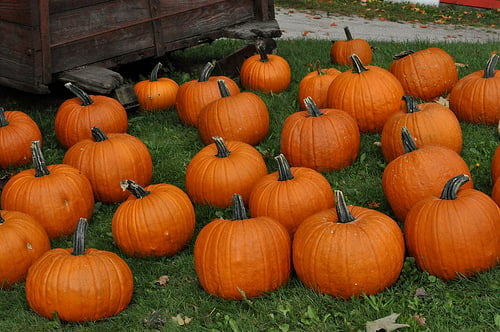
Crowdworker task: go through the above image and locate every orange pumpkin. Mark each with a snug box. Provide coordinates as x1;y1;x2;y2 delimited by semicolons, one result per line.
330;26;372;66
134;62;179;112
492;143;500;184
298;60;341;111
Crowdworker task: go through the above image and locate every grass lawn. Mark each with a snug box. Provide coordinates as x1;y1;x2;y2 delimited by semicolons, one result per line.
0;34;499;331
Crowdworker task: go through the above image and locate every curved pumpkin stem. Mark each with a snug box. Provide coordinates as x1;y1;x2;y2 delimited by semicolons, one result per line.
275;154;294;181
334;190;356;223
199;62;215;82
72;218;88;256
213;136;231;158
120;179;150;199
303;97;324;117
31;140;50;177
483;54;499;79
401;127;418;153
392;50;415;60
350;54;368;74
344;26;353;40
440;174;470;200
402;95;420;114
0;107;8;127
150;62;162;82
91;127;108;142
257;46;269;63
217;80;232;98
231;193;248;220
314;60;325;76
64;82;94;106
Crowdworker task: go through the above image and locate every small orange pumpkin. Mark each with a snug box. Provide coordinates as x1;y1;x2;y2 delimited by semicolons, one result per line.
330;26;372;66
298;60;341;111
134;62;179;112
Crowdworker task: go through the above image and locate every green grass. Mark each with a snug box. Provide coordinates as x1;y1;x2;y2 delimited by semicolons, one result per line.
275;0;500;28
1;38;500;331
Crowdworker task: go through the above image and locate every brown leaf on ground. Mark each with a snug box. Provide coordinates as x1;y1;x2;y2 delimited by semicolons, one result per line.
413;314;427;326
172;314;193;326
415;287;429;299
366;313;410;332
154;275;170;286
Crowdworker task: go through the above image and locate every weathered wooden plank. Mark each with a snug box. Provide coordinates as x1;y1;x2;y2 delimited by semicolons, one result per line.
56;66;124;94
49;0;112;14
0;0;32;26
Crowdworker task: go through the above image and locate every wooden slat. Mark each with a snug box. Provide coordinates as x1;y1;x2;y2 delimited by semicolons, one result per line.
149;0;164;57
0;0;32;26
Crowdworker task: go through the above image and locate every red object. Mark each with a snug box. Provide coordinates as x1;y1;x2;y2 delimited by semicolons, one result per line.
439;0;500;9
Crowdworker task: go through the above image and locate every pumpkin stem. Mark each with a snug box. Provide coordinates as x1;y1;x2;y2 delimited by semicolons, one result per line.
303;97;324;117
275;154;294;181
72;218;88;256
199;62;215;82
350;54;368;74
0;107;8;127
217;80;232;98
314;60;324;75
0;214;4;224
120;179;150;199
231;193;248;220
483;54;499;79
402;95;420;114
150;62;162;82
257;46;269;63
344;26;353;40
392;50;415;60
91;127;108;142
213;136;231;158
440;174;470;200
401;127;418;153
334;190;356;223
64;82;94;106
31;140;50;177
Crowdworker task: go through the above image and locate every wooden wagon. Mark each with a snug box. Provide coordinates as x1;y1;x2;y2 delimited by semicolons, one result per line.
0;0;281;94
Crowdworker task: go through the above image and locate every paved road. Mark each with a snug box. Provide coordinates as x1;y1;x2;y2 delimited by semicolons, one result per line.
274;6;499;42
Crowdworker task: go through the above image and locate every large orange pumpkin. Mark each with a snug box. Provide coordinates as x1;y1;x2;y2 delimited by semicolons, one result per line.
330;26;372;66
293;190;405;299
492;143;500;184
194;194;291;300
134;62;179;112
298;60;341;111
405;174;500;280
327;54;404;133
26;218;134;322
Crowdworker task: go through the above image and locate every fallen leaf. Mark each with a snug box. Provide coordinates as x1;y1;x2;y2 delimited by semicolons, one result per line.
455;62;468;68
331;22;337;26
366;313;410;332
154;275;170;286
379;16;386;21
414;287;429;299
172;314;193;326
373;141;382;147
303;31;314;36
144;310;167;329
368;200;381;208
419;24;427;28
413;314;426;326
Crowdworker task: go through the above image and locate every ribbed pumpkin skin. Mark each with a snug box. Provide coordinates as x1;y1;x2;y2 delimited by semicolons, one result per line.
298;65;341;111
63;132;153;203
25;247;133;322
134;77;179;112
249;166;335;236
492;179;500;207
0;110;42;169
405;185;500;280
280;105;360;172
381;99;462;162
1;164;95;239
382;145;473;222
55;95;128;149
492;144;500;184
293;205;405;299
112;183;195;257
194;215;291;300
448;56;500;125
330;40;372;66
327;58;404;133
0;210;51;289
389;48;458;101
198;91;269;146
185;140;267;208
240;53;291;93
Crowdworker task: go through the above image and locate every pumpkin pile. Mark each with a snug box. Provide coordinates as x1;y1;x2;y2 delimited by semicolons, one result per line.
0;38;499;327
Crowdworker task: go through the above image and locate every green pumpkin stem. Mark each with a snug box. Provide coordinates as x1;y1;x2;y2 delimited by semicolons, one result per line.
231;194;248;220
213;136;231;158
304;97;324;117
217;80;232;98
334;190;356;223
0;107;8;127
350;54;368;74
199;62;215;82
401;127;418;153
64;82;94;106
392;50;415;60
344;26;353;40
257;46;270;63
120;179;150;199
402;95;420;113
150;62;162;82
440;174;470;200
91;127;108;142
72;218;88;256
31;140;50;177
483;54;499;79
275;154;294;181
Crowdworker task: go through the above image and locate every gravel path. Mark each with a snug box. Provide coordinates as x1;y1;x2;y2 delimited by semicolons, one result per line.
274;6;499;42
